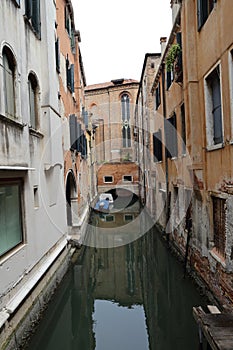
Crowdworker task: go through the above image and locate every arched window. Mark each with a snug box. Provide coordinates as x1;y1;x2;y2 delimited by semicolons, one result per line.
28;73;39;129
121;94;131;148
3;47;16;118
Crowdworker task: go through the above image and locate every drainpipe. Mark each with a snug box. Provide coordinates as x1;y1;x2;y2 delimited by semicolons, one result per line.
140;91;146;205
161;62;169;239
107;89;111;160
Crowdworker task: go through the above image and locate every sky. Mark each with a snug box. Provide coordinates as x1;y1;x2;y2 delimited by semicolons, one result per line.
72;0;172;86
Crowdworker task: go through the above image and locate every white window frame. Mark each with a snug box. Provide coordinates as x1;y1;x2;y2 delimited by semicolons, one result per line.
0;44;21;122
103;175;114;183
0;179;24;260
204;62;224;151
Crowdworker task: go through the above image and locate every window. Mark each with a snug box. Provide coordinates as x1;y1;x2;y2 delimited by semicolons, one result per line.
64;6;75;52
55;38;60;73
69;114;82;152
153;129;163;162
205;65;223;147
80;132;88;159
212;197;226;257
28;73;39;129
121;94;131;148
104;176;113;183
181;103;186;154
33;186;39;208
66;57;74;93
173;186;179;221
0;180;23;258
166;70;173;90
165;113;178;158
155;82;161;109
25;0;41;37
197;0;215;30
3;47;16;118
174;32;183;83
123;175;133;182
124;214;134;222
105;215;114;222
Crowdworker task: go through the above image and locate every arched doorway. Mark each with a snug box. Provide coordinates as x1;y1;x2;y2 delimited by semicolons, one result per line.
65;171;76;226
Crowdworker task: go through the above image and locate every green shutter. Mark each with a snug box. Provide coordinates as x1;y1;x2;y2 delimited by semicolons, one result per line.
25;0;32;19
32;0;41;37
70;64;74;93
55;38;60;72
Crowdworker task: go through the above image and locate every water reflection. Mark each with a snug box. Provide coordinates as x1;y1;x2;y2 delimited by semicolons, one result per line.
26;205;207;350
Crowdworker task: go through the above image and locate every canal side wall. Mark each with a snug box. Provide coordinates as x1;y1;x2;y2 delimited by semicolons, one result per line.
0;243;75;350
154;191;233;311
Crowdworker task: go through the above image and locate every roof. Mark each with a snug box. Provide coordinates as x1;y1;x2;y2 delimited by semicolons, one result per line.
85;79;139;92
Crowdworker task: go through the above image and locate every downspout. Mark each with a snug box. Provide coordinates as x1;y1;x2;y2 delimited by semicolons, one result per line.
141;95;147;205
161;62;170;239
107;89;111;160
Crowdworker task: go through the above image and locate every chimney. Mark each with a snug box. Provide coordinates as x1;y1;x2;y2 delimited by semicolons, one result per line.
160;37;167;55
170;0;181;24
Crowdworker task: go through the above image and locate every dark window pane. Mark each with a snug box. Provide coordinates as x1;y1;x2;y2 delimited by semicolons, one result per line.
0;183;23;257
55;38;60;72
104;176;113;183
3;49;15;118
153;129;163;162
181;103;186;154
206;66;223;145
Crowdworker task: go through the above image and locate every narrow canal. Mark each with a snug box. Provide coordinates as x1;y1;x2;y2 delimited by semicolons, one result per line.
25;201;208;350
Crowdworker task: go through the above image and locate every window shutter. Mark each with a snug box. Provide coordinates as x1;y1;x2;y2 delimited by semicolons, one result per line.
171;113;178;157
83;110;88;128
69;114;77;150
70;64;74;93
166;114;178;158
77;122;81;152
84;136;87;158
55;38;60;72
80;132;86;158
66;58;71;89
71;29;75;52
165;120;172;158
32;0;41;37
25;0;32;19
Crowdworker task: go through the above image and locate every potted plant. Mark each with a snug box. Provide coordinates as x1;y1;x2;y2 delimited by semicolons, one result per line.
165;43;181;72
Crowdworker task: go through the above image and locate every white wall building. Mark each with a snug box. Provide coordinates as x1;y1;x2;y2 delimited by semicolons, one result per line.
0;1;69;347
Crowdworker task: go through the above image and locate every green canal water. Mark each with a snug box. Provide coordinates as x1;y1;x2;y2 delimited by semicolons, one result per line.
25;207;208;350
